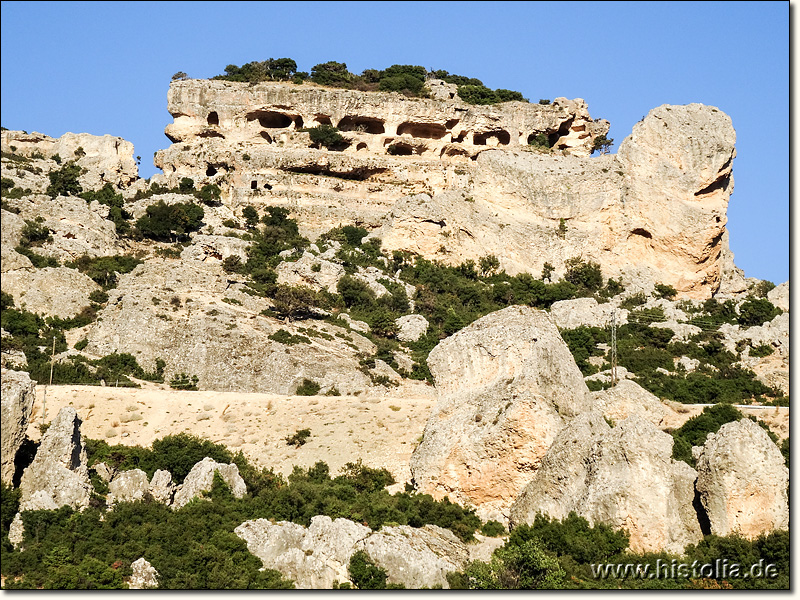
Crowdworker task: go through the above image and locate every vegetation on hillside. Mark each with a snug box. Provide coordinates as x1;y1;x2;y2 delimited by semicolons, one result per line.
211;58;527;104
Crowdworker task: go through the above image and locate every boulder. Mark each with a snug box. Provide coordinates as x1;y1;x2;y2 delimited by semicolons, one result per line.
509;413;704;554
127;558;159;589
149;469;176;504
18;407;92;512
395;314;429;342
591;379;675;427
235;515;470;589
107;469;150;508
180;234;250;264
695;419;789;538
410;305;593;520
1;368;36;484
172;457;246;509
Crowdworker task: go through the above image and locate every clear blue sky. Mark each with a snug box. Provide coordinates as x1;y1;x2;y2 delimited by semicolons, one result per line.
1;1;789;284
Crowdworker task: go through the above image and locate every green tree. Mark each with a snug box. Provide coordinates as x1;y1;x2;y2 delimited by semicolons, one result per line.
591;134;614;155
46;161;83;198
241;206;259;228
310;61;352;86
307;125;346;150
135;200;204;242
348;550;388;589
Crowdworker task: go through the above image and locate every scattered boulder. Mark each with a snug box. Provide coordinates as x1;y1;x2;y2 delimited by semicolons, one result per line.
410;306;593;520
235;515;469;589
338;312;370;334
395;314;429;342
509;413;704;554
18;407;92;512
127;558;159;589
1;368;36;484
172;457;246;509
695;419;789;538
92;462;114;483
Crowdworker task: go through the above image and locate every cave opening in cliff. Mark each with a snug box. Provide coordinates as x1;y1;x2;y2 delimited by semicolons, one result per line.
631;228;653;239
445;119;460;129
246;110;293;128
251;180;258;190
337;116;385;134
548;118;574;148
206;165;217;176
314;115;332;126
473;130;511;146
356;142;368;151
260;131;273;143
207;111;219;126
397;122;448;140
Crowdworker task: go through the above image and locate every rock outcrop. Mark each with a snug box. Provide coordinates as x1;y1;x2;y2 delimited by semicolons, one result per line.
591;379;676;428
695;419;789;538
410;305;592;520
18;407;92;512
82;259;375;394
550;297;627;329
1;130;139;189
127;558;159;589
1;267;101;319
106;469;151;508
276;251;345;293
767;280;789;312
171;457;247;509
509;412;703;554
1;368;36;484
395;314;429;342
235;515;468;589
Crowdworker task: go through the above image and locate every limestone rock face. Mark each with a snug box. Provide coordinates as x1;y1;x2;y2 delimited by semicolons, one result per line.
179;234;250;264
509;413;703;554
550;297;627;329
172;457;246;509
1;368;36;484
1;267;101;319
235;515;469;589
591;379;675;427
276;251;345;293
82;259;374;394
161;80;607;158
149;470;176;504
767;280;789;312
410;305;592;520
395;314;429;342
1;130;138;189
128;558;159;589
18;407;92;512
695;419;789;538
107;469;150;508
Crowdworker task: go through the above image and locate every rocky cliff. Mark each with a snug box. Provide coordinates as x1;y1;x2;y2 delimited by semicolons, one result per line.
153;79;740;297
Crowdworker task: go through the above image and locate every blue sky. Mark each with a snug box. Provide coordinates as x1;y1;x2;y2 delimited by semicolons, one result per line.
0;1;789;284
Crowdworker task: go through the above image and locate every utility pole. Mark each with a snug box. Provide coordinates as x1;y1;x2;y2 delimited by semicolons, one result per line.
42;336;56;425
610;309;618;387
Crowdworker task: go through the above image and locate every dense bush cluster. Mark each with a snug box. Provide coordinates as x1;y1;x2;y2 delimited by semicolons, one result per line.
446;511;788;590
212;59;526;103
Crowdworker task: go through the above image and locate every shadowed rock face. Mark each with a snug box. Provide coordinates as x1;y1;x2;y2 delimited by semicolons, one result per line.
18;406;92;512
1;368;36;484
509;412;704;554
410;305;592;521
695;419;789;538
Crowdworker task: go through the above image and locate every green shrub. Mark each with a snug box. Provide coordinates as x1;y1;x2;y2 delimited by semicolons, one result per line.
197;183;222;205
310;61;352;86
295;378;321;396
169;372;199;390
66;255;142;289
348;550;389;589
737;298;780;327
74;339;88;351
135;200;204;242
46;161;83;198
307;124;346;150
285;428;312;448
268;329;310;345
480;520;506;537
564;257;603;292
88;290;108;304
654;283;677;300
670;404;744;464
749;343;774;357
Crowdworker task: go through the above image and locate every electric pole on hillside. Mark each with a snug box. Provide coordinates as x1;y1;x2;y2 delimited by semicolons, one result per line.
610;309;618;387
42;336;56;426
